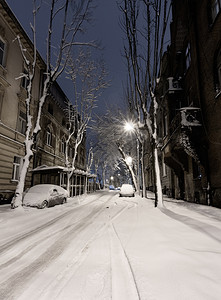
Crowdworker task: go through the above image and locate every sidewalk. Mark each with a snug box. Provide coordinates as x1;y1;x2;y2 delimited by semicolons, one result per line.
112;193;221;299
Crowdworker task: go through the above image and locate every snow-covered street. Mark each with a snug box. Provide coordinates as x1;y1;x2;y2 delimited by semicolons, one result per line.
0;190;221;300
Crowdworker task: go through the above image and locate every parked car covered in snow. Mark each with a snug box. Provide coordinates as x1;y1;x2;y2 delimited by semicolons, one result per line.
119;184;135;197
23;184;68;209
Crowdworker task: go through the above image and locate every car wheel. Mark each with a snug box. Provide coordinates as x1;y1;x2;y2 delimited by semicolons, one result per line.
41;200;48;209
62;198;67;204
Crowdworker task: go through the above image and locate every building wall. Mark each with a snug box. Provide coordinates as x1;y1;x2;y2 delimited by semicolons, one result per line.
0;1;87;200
155;0;221;206
0;1;42;197
194;0;221;207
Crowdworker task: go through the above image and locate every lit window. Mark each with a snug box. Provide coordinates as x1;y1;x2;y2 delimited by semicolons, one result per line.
185;43;191;70
18;111;27;135
46;127;52;146
211;0;221;22
12;156;22;181
0;38;5;66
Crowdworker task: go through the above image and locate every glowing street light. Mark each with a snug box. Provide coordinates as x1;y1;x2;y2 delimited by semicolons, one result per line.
125;156;133;165
124;121;135;132
124;120;140;195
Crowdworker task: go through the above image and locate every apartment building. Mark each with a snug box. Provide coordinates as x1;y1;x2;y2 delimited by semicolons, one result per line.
156;0;221;207
0;0;92;201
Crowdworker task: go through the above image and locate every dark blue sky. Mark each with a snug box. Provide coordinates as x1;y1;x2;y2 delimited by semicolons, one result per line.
6;0;127;114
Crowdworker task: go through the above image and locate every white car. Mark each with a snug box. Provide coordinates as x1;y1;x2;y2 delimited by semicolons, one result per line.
23;184;68;209
119;184;135;197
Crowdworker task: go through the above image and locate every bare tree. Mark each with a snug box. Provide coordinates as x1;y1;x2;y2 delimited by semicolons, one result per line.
94;109;138;190
84;146;94;193
119;0;170;207
64;49;108;196
11;0;95;208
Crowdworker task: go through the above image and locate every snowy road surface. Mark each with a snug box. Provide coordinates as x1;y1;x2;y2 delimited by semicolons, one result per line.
0;190;221;299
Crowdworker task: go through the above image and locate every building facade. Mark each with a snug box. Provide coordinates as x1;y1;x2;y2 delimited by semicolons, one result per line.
0;0;94;202
155;0;221;207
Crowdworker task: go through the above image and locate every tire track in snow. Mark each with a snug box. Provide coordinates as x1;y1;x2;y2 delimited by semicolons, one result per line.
31;200;130;299
0;192;110;254
21;197;130;300
109;221;141;300
0;202;105;270
0;194;114;300
106;199;141;300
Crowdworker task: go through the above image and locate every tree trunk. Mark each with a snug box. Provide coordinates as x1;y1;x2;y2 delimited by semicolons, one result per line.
136;138;140;195
85;176;88;194
141;141;146;198
66;171;72;198
11;140;34;208
154;146;163;207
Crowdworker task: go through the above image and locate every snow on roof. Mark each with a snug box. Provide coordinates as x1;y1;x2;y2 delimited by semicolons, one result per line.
179;107;200;111
32;165;64;172
32;165;96;177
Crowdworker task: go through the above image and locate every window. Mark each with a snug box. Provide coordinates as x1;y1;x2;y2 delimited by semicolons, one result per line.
12;156;22;181
48;103;53;115
21;69;30;90
61;137;66;153
69;146;73;158
18;111;27;135
211;0;221;22
162;114;168;137
185;43;191;70
62;118;66;127
46;127;52;146
80;149;85;165
162;154;167;177
215;48;221;93
0;38;5;66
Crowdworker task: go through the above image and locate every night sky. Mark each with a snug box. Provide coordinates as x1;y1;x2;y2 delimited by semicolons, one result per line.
5;0;127;114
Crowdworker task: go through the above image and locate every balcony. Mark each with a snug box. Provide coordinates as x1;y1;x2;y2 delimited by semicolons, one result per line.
169;107;201;136
162;108;201;171
180;107;202;128
167;77;182;93
162;107;202;151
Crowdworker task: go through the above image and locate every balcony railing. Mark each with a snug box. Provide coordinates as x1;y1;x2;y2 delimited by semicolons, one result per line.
168;107;201;138
180;107;202;128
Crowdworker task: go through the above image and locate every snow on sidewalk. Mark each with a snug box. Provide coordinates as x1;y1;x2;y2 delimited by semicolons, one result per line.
112;193;221;300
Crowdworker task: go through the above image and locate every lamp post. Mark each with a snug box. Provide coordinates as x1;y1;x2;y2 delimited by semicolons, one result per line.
124;122;140;195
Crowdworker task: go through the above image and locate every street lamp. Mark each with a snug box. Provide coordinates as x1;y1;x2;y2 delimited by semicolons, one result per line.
124;120;140;195
125;156;133;165
124;121;135;132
